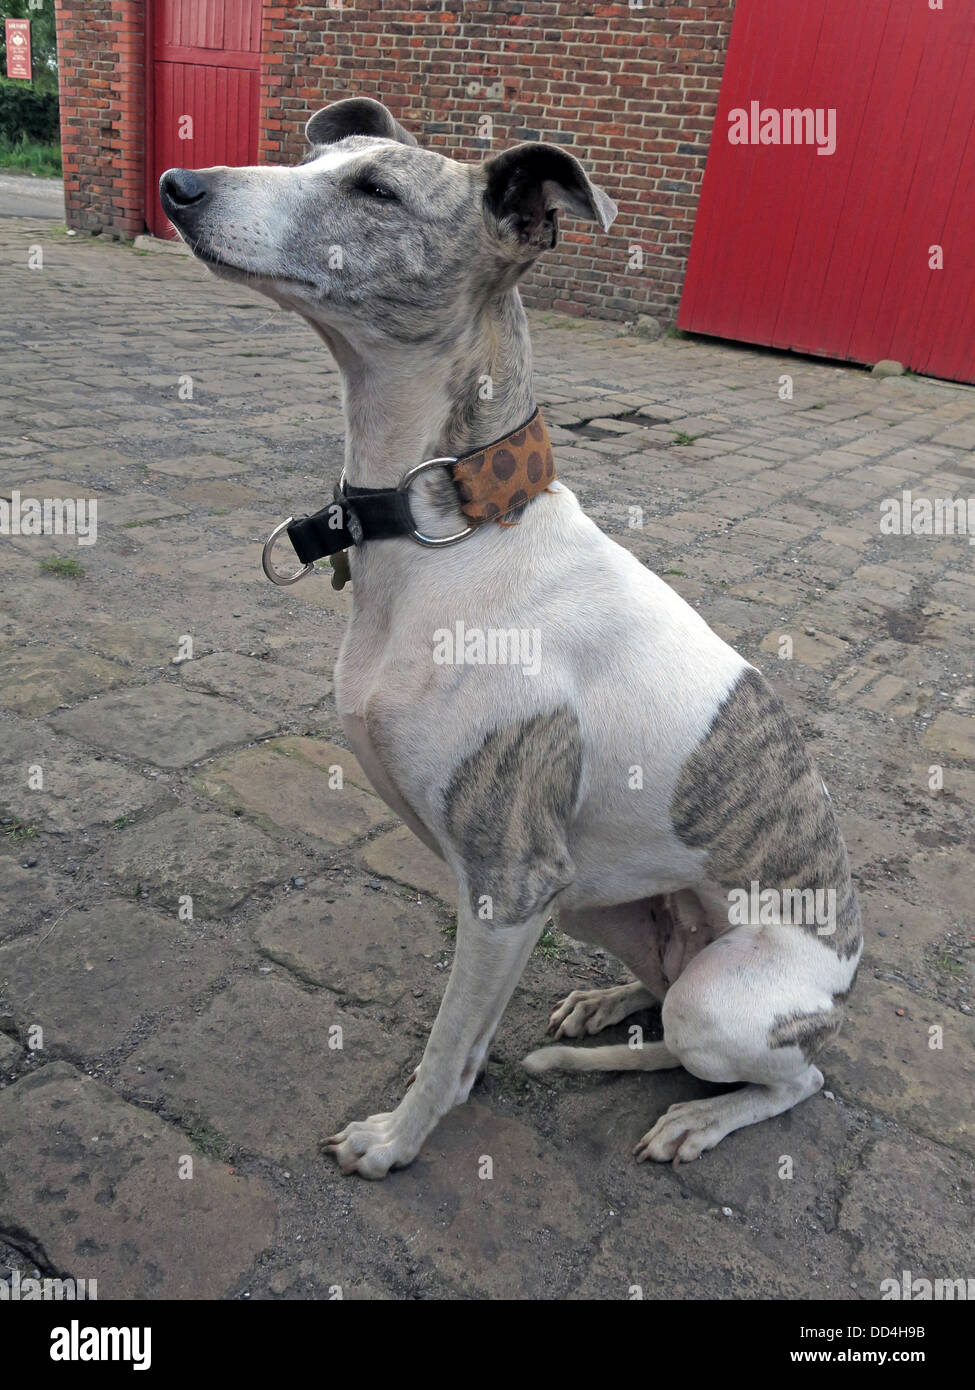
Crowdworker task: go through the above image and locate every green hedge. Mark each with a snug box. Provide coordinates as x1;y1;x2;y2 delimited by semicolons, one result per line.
0;76;59;143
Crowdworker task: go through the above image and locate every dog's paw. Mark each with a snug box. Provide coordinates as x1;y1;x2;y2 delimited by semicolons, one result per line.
547;986;628;1039
322;1111;420;1179
634;1098;728;1165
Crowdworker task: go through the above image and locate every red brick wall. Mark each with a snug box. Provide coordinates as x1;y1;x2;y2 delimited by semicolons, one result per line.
261;1;735;323
54;0;145;238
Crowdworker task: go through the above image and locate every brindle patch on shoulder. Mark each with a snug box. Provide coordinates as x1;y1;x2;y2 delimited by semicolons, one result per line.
443;708;582;922
670;667;861;960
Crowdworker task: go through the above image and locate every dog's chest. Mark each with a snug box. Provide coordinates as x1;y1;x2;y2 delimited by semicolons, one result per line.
341;708;443;853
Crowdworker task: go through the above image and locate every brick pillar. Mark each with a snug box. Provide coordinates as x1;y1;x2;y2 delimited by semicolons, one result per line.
54;0;146;238
258;4;287;164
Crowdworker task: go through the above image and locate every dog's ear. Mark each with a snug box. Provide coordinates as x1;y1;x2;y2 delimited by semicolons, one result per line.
305;97;417;148
482;143;616;257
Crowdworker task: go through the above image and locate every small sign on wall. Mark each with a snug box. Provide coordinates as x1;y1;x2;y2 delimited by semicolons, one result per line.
5;19;32;81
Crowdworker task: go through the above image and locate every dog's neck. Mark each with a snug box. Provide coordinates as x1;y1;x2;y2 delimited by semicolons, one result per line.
311;289;535;489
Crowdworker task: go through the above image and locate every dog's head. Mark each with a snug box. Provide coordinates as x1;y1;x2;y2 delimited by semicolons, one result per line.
159;97;616;350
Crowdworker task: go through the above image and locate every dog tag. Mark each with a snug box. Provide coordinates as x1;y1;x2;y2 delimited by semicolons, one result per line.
330;549;351;590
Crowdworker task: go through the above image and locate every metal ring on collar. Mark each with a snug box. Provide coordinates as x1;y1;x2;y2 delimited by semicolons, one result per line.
397;456;475;547
261;517;315;586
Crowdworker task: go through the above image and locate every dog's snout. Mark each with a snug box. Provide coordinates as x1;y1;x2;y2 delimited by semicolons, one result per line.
159;168;210;220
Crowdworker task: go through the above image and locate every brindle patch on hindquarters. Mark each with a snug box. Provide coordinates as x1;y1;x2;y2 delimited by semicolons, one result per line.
669;666;861;960
769;1007;843;1061
443;708;582;922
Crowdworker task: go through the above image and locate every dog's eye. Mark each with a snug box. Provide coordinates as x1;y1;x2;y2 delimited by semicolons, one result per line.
357;180;398;202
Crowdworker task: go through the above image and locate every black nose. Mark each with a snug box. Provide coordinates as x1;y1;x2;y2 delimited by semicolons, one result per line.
159;169;209;216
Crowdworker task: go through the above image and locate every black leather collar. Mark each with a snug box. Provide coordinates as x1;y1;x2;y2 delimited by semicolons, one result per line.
287;479;415;566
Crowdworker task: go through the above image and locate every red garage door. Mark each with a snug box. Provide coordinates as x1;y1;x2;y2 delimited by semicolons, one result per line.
146;0;262;238
678;0;975;384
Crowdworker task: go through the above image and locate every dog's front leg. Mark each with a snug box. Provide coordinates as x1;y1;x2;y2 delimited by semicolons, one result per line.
324;708;583;1179
325;900;546;1179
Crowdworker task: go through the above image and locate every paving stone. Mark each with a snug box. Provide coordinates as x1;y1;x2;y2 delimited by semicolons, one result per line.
0;855;60;942
254;878;445;1004
148;453;253;478
921;712;975;761
0;1063;275;1297
173;479;262;508
355;1098;601;1298
899;836;972;922
362;824;457;904
196;505;272;544
0;644;131;715
828;978;975;1157
196;739;391;847
75;614;182;667
839;1133;975;1292
179;652;331;719
132;537;261;584
4;476;100;503
574;1199;810;1299
0;717;164;832
100;805;302;915
100;492;190;526
858;895;963;982
854;562;916;596
52;683;274;767
0;1029;21;1067
759;628;850;668
178;549;266;584
121;974;403;1163
0;899;233;1056
732;576;808;608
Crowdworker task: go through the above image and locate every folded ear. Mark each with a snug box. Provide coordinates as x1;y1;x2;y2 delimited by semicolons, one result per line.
305;97;417;148
482;143;616;256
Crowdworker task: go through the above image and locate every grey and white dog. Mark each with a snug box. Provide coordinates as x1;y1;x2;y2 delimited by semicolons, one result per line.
160;98;861;1178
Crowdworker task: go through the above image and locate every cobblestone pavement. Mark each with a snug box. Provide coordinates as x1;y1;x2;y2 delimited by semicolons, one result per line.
1;217;972;1300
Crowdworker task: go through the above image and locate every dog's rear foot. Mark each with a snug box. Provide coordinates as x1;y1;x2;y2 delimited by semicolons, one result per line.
634;1070;824;1164
547;980;655;1038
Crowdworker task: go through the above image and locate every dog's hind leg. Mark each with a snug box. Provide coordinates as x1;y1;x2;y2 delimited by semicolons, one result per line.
635;921;848;1164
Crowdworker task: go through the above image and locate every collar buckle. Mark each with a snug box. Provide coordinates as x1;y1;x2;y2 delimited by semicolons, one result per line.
397;455;476;547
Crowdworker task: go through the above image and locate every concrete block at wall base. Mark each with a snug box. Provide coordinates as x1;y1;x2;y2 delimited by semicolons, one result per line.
133;234;190;256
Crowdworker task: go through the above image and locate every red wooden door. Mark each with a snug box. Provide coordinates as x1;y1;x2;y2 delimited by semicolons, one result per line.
146;0;262;238
678;0;975;385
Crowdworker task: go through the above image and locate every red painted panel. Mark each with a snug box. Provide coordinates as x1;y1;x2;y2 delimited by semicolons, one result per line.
146;0;261;239
679;0;975;385
154;0;261;53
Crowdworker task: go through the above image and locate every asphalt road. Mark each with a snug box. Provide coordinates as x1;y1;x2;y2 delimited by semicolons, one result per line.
0;171;64;219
